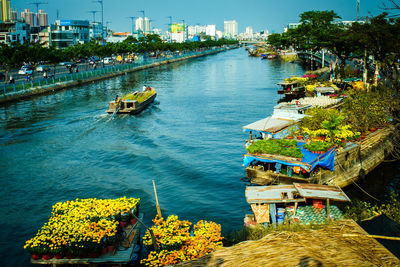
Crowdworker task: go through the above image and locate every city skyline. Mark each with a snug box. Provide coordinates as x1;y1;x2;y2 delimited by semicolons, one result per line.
11;0;383;33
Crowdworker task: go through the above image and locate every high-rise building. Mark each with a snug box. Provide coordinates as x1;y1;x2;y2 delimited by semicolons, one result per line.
135;17;143;32
38;9;48;26
0;0;11;22
206;25;216;37
50;20;90;48
21;9;35;27
245;26;253;35
135;17;151;33
144;17;151;32
224;20;238;39
10;8;17;21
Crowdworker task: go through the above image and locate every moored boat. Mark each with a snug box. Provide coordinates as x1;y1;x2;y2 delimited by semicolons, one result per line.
244;125;396;188
106;88;157;115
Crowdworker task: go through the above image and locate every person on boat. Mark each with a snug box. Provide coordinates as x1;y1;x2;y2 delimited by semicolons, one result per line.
146;86;152;91
115;95;119;103
43;72;47;79
142;85;147;91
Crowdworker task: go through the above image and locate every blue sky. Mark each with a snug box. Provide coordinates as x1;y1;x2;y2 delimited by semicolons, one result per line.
13;0;385;33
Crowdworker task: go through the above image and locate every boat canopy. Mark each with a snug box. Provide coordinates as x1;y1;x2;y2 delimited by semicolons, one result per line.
243;116;296;134
245;183;350;204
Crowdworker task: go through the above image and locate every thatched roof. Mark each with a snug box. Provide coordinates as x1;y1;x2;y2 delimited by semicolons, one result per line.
177;220;399;266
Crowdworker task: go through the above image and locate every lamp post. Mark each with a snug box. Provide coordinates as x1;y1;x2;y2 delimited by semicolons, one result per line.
93;0;104;45
127;16;136;36
87;10;99;41
167;16;172;42
28;1;48;42
106;21;111;38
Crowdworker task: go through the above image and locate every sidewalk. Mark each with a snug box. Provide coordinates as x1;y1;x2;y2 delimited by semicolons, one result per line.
0;46;238;104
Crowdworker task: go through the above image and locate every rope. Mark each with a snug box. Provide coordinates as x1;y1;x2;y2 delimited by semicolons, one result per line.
335;155;380;201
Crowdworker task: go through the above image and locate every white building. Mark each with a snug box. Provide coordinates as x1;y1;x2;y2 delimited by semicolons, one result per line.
224;20;238;39
135;17;151;33
205;24;216;37
245;26;253;35
216;30;223;40
188;25;206;36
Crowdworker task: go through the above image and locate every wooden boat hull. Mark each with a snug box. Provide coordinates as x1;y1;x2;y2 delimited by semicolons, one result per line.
106;93;157;115
245;126;395;188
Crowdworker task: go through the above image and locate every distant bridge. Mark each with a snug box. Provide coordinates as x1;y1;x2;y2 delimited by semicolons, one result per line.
239;41;266;45
297;51;338;69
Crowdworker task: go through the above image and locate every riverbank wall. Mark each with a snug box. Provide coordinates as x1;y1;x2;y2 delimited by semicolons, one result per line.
0;45;238;104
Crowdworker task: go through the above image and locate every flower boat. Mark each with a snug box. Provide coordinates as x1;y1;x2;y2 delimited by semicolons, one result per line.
25;197;143;265
244;125;396;188
106;87;157;115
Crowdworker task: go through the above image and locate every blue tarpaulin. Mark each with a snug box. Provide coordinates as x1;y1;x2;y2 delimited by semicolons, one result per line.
243;142;336;172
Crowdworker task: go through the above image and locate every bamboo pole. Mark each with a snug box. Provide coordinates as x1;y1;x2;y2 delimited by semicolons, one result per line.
342;234;400;241
153;180;162;218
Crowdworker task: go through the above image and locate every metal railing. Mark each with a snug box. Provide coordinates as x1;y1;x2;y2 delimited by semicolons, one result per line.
2;46;232;95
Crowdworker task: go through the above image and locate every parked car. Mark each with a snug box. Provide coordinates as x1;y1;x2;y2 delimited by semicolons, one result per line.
103;57;114;65
59;62;71;66
36;65;51;72
18;65;33;75
88;57;99;65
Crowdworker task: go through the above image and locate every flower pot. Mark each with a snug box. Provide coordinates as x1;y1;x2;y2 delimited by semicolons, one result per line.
297;136;303;140
120;221;127;228
130;218;137;225
101;247;109;255
88;252;100;258
78;253;87;258
369;128;377;133
54;254;63;259
65;253;74;259
107;245;115;253
42;254;53;260
31;254;41;260
287;136;293;139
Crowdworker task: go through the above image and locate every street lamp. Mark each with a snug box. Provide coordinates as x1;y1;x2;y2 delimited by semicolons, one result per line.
166;16;172;42
87;10;99;40
127;16;136;36
28;1;48;42
106;21;111;38
92;0;104;45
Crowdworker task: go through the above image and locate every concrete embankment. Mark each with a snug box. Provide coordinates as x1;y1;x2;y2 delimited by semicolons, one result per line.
0;46;237;104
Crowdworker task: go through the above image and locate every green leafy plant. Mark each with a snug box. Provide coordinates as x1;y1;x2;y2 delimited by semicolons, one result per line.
303;141;334;152
246;139;303;158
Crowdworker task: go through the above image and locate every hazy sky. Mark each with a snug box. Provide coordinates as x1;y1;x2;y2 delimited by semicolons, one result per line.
13;0;386;33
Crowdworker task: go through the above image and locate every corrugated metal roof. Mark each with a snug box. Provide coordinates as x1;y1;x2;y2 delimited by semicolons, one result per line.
245;185;305;204
293;183;350;202
245;183;351;204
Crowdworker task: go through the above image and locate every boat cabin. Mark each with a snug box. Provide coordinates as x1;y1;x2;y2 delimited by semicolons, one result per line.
277;80;305;96
244;183;350;226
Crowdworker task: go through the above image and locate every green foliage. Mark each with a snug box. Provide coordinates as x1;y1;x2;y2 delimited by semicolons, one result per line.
342;90;391;132
246;139;303;158
303;141;334;152
300;107;343;132
343;192;400;223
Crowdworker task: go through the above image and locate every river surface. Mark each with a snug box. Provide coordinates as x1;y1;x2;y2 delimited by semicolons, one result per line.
0;48;398;266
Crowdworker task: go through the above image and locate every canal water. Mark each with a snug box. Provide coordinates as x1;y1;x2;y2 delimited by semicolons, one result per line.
0;48;398;266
